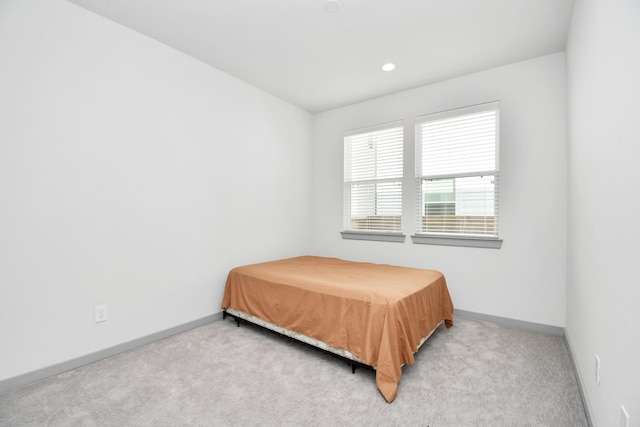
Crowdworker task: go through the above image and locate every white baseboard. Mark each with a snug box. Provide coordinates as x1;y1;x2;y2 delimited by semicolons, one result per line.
453;309;565;336
0;312;222;395
563;330;595;427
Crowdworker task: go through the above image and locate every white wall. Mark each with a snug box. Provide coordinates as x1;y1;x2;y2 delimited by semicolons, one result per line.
0;0;312;382
311;53;568;327
566;0;640;425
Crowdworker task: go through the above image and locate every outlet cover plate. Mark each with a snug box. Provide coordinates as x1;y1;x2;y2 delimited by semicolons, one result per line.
95;305;107;323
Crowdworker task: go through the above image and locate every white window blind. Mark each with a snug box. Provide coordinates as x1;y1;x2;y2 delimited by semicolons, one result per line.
415;102;499;238
344;121;403;233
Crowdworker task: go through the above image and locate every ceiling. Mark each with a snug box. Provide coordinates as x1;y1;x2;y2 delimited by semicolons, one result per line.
66;0;576;113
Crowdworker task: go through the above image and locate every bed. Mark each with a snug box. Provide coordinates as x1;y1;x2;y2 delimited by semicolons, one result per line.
220;256;454;403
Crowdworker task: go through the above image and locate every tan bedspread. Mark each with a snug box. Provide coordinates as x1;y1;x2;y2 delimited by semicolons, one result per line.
221;256;454;403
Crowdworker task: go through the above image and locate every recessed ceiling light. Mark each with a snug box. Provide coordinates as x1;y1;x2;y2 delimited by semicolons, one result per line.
382;63;396;72
324;0;341;13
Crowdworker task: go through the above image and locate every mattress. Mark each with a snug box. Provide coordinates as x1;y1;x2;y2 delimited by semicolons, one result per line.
221;256;454;403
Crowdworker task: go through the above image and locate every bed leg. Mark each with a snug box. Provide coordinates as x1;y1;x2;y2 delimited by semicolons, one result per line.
351;364;357;374
223;310;227;320
235;319;240;327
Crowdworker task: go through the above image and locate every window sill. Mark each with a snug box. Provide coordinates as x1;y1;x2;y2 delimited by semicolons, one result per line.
340;231;406;243
411;234;502;249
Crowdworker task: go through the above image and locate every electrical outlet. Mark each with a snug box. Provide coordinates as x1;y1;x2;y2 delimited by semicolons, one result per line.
595;355;600;385
95;304;107;323
621;405;629;427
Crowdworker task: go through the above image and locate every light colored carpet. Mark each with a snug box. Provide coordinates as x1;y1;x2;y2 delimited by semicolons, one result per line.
0;317;588;426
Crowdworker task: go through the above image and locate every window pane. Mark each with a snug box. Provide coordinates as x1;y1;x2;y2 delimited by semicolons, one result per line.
349;182;402;232
419;175;496;236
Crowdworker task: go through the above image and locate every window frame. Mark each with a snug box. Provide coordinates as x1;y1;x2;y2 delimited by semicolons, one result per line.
412;102;503;249
341;120;406;243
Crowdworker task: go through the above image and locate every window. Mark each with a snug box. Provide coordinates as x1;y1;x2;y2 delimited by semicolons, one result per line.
342;121;404;241
414;102;501;248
